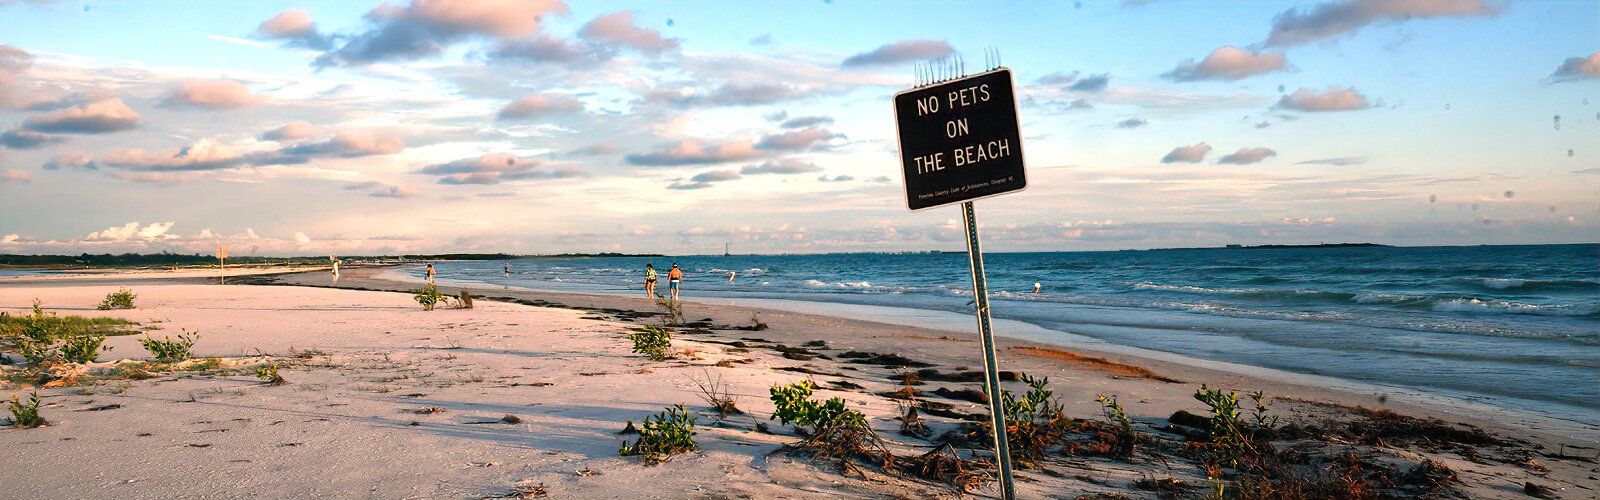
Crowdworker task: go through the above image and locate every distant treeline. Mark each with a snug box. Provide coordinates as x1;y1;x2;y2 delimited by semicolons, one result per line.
0;252;664;267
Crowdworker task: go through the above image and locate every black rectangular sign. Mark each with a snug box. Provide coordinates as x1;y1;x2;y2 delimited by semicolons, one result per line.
893;68;1026;211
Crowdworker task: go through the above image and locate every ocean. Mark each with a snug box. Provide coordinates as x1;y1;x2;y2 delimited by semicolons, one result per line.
401;244;1599;429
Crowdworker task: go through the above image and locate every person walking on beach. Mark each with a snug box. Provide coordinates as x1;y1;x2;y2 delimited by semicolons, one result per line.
426;262;436;284
668;263;684;302
644;263;659;298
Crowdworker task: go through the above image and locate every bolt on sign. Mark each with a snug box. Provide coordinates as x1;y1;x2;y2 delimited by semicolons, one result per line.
893;67;1026;211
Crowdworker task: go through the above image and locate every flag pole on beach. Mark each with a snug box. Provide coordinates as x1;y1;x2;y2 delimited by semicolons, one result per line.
893;48;1026;499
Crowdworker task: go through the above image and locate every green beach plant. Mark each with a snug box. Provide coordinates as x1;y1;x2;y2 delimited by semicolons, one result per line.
1096;393;1137;458
1000;373;1069;467
618;404;698;462
96;287;137;310
255;363;285;385
413;283;444;311
141;330;199;362
768;380;891;469
1193;384;1270;470
627;325;673;361
9;390;45;428
57;333;108;364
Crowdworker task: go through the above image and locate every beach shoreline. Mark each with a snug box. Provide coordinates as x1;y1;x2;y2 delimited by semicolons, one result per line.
0;267;1593;498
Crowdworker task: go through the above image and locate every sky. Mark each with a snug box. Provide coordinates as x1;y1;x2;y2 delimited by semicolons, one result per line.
0;0;1596;256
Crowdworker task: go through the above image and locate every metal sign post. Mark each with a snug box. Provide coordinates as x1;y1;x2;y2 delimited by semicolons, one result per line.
961;200;1016;499
892;52;1025;500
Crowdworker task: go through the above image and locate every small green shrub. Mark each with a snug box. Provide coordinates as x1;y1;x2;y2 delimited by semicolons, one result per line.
255;363;285;385
141;330;199;362
769;380;891;468
1193;384;1275;471
1002;373;1069;467
413;283;444;311
627;326;673;361
96;287;137;310
618;404;698;462
1096;393;1137;458
8;390;45;428
57;334;108;364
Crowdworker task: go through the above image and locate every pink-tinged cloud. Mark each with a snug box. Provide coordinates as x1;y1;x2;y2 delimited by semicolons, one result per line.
315;0;568;67
41;151;95;170
625;139;764;166
755;128;842;151
1;169;31;183
370;185;419;198
578;11;678;55
669;169;742;190
21;98;141;134
497;94;583;119
1218;147;1278;165
842;40;953;67
416;153;585;185
1265;0;1494;47
1161;142;1212;163
1164;46;1288;81
1547;51;1599;84
1276;86;1370;112
0;128;65;149
0;44;30;105
101;137;245;171
568;143;617;156
741;159;822;175
262;121;318;141
258;9;332;49
281;130;405;157
161;80;265;109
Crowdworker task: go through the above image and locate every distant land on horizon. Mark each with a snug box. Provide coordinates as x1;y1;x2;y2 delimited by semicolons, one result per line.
6;242;1599;268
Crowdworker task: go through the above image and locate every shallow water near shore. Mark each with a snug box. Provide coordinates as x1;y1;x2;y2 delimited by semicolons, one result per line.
396;243;1600;432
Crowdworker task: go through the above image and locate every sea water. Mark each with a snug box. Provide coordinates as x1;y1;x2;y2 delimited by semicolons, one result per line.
405;244;1599;430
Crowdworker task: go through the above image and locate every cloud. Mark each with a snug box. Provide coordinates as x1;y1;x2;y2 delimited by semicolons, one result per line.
1217;147;1278;165
741;159;821;175
85;222;176;241
101;137;246;171
841;40;952;66
497;94;583;119
1276;86;1370;112
1299;156;1367;166
262;121;318;141
625;139;763;166
1163;46;1288;81
0;44;31;107
370;185;419;198
669;169;741;190
755;128;842;151
1115;118;1147;129
647;82;819;108
256;9;333;49
1264;0;1494;47
1036;72;1111;92
490;35;606;65
1;169;30;183
416;153;585;184
294;231;311;244
1571;168;1600;176
749;33;772;45
1547;51;1599;84
780;116;833;129
0;128;64;149
817;174;855;182
569;143;617;156
20;98;141;134
160;80;265;109
1161;142;1212;163
577;11;678;55
314;0;569;67
41;151;95;170
281;130;405;157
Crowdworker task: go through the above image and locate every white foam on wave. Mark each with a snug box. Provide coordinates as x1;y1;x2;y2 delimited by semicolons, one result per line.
1432;298;1598;317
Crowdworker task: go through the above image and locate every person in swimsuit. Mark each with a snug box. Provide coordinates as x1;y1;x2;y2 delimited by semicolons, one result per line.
644;263;658;298
504;262;511;277
426;262;436;284
668;263;684;302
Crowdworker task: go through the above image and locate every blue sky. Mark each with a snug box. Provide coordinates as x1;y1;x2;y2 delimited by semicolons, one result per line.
0;0;1595;255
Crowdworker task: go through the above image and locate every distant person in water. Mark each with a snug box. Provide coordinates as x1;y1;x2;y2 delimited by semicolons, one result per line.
644;263;659;298
668;263;684;301
426;262;436;284
504;262;511;277
331;257;341;282
728;270;737;283
1033;282;1041;294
